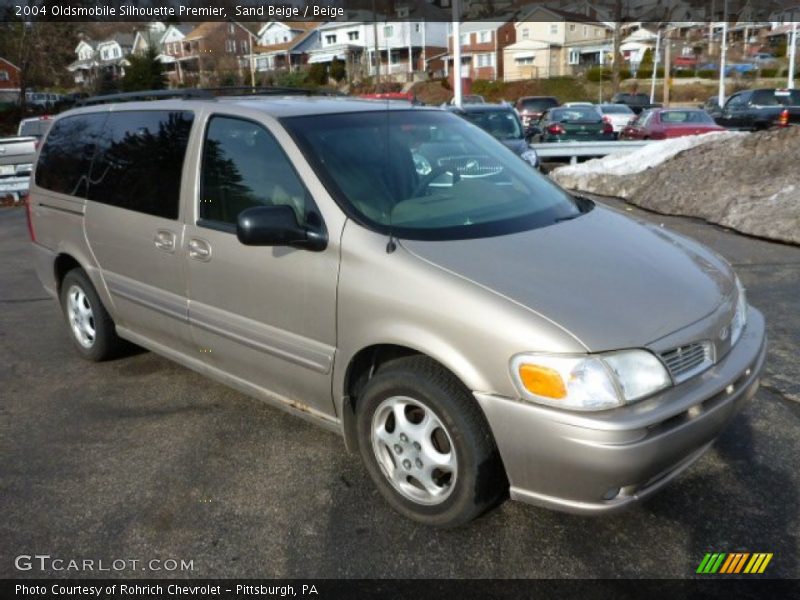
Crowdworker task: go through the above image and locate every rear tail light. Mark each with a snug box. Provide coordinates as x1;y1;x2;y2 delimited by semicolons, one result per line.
778;109;789;127
602;120;614;134
24;194;36;243
547;124;565;135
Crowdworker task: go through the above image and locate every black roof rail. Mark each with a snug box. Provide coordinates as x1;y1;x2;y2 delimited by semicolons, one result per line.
76;86;344;107
77;89;211;106
206;86;344;98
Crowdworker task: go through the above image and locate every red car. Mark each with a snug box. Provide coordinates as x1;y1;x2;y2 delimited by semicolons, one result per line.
620;108;725;140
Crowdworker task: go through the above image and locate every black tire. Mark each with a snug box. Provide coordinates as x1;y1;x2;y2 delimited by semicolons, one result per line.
355;356;507;527
59;268;126;361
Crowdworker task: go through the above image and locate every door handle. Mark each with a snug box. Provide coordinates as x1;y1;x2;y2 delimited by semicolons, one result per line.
154;230;176;253
188;238;212;262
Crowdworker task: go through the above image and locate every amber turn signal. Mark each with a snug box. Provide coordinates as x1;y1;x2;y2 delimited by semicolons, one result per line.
518;364;568;399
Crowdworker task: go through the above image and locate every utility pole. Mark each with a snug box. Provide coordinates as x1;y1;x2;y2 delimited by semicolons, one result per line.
789;22;797;90
718;0;728;107
650;27;661;103
663;28;671;106
452;0;462;107
372;0;380;84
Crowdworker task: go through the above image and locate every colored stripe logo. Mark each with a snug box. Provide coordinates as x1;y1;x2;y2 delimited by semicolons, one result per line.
696;553;773;574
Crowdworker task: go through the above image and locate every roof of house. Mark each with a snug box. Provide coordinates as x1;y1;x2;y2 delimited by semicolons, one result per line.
0;57;20;70
254;26;320;55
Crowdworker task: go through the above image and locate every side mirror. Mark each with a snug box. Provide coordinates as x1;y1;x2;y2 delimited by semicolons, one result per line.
236;205;327;251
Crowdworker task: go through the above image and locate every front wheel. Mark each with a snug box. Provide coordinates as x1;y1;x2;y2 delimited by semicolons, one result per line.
356;356;506;527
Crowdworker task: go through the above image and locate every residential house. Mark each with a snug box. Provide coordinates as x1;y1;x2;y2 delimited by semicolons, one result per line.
67;33;133;87
444;21;517;81
619;27;658;67
0;57;21;89
253;22;321;73
503;7;612;81
134;23;195;84
307;21;448;82
163;21;256;85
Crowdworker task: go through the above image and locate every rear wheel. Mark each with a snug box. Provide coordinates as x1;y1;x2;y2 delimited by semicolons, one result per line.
356;356;506;527
60;268;126;361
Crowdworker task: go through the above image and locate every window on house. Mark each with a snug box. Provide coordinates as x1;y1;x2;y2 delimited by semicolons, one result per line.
476;53;495;68
522;28;529;39
325;34;336;45
241;40;249;54
0;71;8;81
229;24;235;34
568;50;580;65
515;56;534;65
384;25;394;37
583;25;589;37
459;33;468;45
415;24;421;32
550;24;558;35
390;51;399;64
348;31;359;41
478;30;490;43
569;24;576;32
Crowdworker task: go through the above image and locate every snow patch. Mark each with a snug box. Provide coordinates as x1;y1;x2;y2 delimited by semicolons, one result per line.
552;131;744;178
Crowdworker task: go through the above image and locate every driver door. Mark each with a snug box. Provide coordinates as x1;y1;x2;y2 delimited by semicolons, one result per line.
184;114;342;419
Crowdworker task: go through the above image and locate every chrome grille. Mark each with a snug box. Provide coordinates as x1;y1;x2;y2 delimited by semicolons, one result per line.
660;342;713;383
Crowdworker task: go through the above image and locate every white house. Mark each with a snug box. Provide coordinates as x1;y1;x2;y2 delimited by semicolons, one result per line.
68;33;133;86
307;21;448;80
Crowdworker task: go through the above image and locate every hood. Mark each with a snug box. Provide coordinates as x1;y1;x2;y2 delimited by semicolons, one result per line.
501;139;529;155
401;205;735;351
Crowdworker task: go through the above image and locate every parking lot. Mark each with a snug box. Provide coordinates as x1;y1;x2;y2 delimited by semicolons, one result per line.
1;198;798;579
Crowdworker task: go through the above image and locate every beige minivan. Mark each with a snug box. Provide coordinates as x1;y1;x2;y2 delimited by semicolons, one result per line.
28;95;766;527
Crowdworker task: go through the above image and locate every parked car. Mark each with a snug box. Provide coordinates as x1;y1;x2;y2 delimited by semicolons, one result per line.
515;95;559;127
620;108;725;140
596;104;636;137
26;92;61;111
17;115;54;141
28;95;766;527
714;88;800;131
610;92;661;115
529;106;615;142
0;135;36;200
448;103;539;168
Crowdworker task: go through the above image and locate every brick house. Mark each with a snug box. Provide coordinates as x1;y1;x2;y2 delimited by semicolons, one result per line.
445;21;517;81
164;21;256;85
0;57;21;89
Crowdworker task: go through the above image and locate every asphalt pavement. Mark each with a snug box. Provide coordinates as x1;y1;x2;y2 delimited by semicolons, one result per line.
1;200;798;579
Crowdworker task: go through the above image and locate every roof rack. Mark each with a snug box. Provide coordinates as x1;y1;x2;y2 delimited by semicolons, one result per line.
76;86;343;107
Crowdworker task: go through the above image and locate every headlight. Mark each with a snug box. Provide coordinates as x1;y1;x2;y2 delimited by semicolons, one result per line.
511;350;671;411
520;149;539;168
731;275;747;346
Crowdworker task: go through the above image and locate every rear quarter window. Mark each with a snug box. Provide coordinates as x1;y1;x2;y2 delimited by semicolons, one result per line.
35;113;107;197
87;110;194;220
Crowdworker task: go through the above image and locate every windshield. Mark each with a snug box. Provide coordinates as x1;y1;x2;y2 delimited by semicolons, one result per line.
550;107;601;122
752;89;800;106
660;110;715;124
283;110;587;241
520;98;557;111
460;109;523;140
600;105;633;114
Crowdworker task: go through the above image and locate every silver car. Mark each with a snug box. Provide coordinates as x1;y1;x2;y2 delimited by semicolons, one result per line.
28;96;766;527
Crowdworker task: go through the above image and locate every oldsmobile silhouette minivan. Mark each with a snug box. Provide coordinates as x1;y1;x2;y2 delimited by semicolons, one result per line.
28;95;766;527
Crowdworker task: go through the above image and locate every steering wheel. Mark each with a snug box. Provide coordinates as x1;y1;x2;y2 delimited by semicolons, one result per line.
413;167;461;197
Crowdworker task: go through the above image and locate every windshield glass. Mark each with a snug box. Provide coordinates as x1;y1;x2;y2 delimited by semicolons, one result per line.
752;89;800;106
600;105;633;114
460;109;523;140
520;98;557;111
283;110;587;240
660;110;715;124
551;107;601;122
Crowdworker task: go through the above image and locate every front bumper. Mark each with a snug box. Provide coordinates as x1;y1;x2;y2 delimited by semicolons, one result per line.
475;307;767;514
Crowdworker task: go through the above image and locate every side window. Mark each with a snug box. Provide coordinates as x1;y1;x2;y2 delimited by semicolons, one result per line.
725;94;744;109
199;116;311;227
87;110;194;219
35;113;107;197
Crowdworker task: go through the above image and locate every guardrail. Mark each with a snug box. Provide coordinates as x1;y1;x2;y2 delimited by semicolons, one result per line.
530;140;653;164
